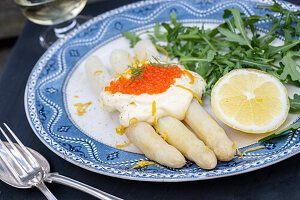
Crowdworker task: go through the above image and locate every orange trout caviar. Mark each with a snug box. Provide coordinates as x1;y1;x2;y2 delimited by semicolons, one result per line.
105;64;184;95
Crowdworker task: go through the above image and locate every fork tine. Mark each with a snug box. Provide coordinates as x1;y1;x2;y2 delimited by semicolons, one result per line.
0;141;22;182
0;136;27;179
0;125;34;172
3;123;40;168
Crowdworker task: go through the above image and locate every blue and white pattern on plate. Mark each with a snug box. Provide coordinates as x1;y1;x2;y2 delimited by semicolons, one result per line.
25;0;300;181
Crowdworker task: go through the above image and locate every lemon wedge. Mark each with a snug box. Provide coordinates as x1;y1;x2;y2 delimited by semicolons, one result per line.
211;69;289;134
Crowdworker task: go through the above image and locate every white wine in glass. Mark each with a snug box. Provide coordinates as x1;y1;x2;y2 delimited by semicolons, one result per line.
14;0;89;48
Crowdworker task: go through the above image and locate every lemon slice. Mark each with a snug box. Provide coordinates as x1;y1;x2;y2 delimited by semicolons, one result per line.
211;69;289;134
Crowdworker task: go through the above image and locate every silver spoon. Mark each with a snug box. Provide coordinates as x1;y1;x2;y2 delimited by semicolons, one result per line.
0;142;122;200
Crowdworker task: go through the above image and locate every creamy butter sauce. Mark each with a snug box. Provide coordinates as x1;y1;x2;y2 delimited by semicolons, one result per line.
101;65;206;127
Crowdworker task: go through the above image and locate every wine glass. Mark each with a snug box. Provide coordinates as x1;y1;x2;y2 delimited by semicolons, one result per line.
14;0;89;48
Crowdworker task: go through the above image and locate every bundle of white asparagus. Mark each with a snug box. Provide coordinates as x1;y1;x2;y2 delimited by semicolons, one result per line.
85;39;235;169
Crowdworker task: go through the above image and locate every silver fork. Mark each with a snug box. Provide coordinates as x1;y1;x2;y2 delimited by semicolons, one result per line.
0;123;57;200
0;123;122;200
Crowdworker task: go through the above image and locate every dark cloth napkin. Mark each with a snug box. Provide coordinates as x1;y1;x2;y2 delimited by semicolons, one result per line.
0;0;299;199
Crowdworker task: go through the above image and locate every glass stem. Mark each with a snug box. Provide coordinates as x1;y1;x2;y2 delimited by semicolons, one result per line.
39;15;90;48
53;19;78;38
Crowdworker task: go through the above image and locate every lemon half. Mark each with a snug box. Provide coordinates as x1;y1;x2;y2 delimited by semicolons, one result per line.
211;69;289;134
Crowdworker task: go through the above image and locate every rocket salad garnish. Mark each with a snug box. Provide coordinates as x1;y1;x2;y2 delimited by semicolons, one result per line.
123;0;300;112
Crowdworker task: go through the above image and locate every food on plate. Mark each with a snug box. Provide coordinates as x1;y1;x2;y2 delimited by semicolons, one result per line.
259;121;300;142
110;49;131;74
158;116;217;169
130;160;157;169
77;0;300;173
125;122;186;168
123;5;300;111
211;69;289;134
85;39;236;169
122;3;300;143
85;56;111;96
134;39;159;62
184;100;235;161
101;58;206;127
74;102;92;116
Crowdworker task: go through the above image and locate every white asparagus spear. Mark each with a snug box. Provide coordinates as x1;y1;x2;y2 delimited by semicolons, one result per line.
134;39;159;62
184;100;235;161
125;122;186;168
110;49;132;74
85;56;185;168
158;116;217;169
85;56;111;97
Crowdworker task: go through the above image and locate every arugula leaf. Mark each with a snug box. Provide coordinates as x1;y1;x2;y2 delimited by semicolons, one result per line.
180;50;216;63
170;11;178;26
293;10;300;15
257;23;280;42
296;22;300;37
229;58;271;71
227;9;253;49
259;121;300;142
279;51;300;81
122;32;141;47
226;19;235;32
223;9;232;19
268;40;300;57
257;0;286;13
154;22;167;41
217;27;249;46
258;35;277;50
289;94;300;112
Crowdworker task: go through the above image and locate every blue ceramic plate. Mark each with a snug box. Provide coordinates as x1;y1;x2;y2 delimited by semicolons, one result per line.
25;0;300;181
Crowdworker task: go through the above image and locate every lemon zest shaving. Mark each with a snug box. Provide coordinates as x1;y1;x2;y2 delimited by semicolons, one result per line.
129;117;138;127
183;69;195;84
119;67;132;79
141;58;147;65
116;141;132;148
154;116;158;133
140;53;148;65
236;148;243;158
74;102;92;116
232;142;237;150
131;160;156;169
74;95;79;98
152;101;156;116
116;124;125;135
206;146;210;151
159;131;168;141
232;142;265;159
134;54;139;64
128;54;135;65
185;110;189;116
232;142;243;158
94;70;103;75
154;45;169;62
241;146;265;158
143;52;148;63
152;101;159;133
176;85;203;105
